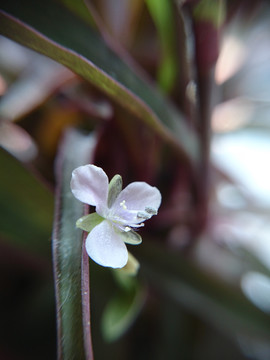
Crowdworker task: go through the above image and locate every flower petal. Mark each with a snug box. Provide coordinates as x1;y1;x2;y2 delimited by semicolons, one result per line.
112;182;162;225
85;220;128;268
70;164;108;211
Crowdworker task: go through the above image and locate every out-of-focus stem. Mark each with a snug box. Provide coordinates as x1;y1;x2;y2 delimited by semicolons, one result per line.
182;0;225;232
195;69;214;229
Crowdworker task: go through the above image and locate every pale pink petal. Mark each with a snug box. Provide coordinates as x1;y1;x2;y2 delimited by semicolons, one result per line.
70;164;108;210
111;182;161;225
85;220;128;268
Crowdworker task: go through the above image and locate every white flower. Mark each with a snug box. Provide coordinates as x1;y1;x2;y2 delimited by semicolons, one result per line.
70;164;162;269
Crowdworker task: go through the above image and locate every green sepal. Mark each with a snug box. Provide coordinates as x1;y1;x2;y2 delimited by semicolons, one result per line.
76;212;104;232
107;174;122;208
120;230;142;245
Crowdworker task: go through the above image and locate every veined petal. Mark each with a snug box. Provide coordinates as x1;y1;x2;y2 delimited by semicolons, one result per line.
85;220;128;268
70;164;108;210
112;182;162;225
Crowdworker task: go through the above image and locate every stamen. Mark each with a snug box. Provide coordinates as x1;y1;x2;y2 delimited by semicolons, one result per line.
120;200;127;210
145;206;157;215
124;226;131;232
137;211;151;220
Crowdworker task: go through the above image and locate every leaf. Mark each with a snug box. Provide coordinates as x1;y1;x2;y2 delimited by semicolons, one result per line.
146;0;178;92
100;257;144;342
59;0;95;26
101;282;145;342
52;129;96;359
0;0;198;164
0;147;53;256
135;242;270;340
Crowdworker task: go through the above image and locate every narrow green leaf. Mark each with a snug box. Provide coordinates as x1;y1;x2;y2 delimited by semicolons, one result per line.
146;0;178;92
0;147;53;256
59;0;95;26
52;129;95;359
0;0;199;164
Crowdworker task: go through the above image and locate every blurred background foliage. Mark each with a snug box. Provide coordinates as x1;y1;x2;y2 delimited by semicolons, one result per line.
1;0;270;359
